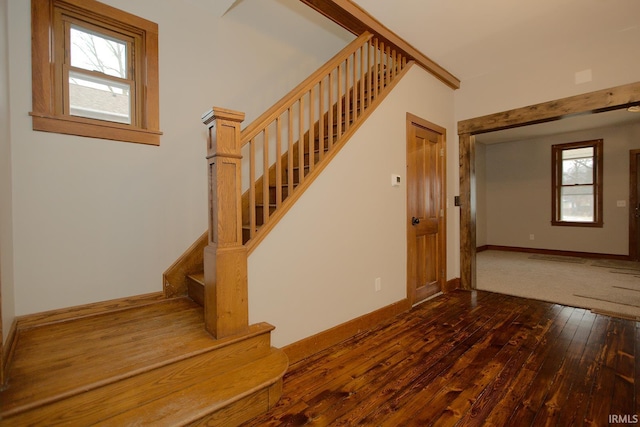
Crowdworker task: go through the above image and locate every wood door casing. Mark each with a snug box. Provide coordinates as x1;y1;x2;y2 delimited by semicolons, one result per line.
406;113;446;304
631;150;640;261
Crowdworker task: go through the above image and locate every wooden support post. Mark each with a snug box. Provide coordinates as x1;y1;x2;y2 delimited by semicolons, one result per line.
459;133;476;290
202;107;248;339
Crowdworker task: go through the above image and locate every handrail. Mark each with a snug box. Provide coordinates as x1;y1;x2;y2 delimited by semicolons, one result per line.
204;30;409;249
240;32;373;144
198;33;410;338
236;30;407;245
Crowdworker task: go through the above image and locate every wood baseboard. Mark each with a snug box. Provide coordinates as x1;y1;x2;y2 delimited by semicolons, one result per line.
282;298;411;365
14;292;166;331
445;277;461;292
480;245;630;261
2;319;17;388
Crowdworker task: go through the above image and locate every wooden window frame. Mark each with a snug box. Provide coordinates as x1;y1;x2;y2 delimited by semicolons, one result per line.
551;139;603;227
30;0;161;145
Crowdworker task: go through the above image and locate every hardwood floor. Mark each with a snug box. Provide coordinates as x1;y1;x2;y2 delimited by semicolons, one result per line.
244;290;638;426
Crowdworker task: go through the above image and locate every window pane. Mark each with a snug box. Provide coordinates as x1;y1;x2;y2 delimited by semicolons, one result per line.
69;70;131;124
560;185;594;222
70;25;127;79
562;152;593;185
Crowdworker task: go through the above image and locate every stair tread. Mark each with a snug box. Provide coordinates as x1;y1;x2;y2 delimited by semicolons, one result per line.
3;347;287;425
187;271;204;286
0;298;275;417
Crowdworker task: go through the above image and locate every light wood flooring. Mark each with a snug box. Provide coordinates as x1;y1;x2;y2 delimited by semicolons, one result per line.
244;290;638;426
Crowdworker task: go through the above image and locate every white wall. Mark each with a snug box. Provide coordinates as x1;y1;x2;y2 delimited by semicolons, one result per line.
248;64;455;347
1;0;15;342
455;22;640;121
4;0;353;317
479;121;640;255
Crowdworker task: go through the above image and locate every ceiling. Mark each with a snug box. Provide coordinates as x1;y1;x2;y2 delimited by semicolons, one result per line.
350;0;640;144
351;0;640;82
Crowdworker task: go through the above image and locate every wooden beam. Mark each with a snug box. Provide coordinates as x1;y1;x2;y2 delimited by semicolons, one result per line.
458;81;640;135
299;0;460;90
458;133;476;290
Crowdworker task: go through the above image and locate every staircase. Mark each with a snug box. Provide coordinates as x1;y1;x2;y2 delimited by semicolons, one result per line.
0;31;411;426
172;31;410;304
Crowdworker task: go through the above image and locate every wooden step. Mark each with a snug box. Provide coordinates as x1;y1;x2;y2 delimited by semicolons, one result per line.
0;298;288;425
255;203;277;225
187;272;204;306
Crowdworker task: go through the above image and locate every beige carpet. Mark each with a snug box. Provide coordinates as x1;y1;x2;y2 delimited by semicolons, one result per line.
477;250;640;319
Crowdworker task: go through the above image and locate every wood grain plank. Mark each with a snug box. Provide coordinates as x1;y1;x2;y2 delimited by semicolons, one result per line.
242;291;638;426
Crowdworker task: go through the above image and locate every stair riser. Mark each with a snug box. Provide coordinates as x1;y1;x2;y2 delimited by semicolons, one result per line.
2;330;277;424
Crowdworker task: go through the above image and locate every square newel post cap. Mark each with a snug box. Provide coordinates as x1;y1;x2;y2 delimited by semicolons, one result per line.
202;107;245;127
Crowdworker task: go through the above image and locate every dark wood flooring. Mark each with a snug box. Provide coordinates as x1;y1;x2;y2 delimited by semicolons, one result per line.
243;290;638;426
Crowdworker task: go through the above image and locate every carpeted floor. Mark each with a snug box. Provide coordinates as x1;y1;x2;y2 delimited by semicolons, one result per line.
477;250;640;320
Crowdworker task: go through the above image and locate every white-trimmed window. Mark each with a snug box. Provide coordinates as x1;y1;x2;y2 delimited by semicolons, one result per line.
31;0;161;145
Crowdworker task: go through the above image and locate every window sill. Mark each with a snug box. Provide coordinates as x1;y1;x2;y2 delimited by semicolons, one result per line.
31;113;162;146
551;220;603;228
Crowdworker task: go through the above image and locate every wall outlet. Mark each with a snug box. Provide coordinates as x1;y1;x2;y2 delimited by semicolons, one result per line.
529;234;535;240
375;277;382;292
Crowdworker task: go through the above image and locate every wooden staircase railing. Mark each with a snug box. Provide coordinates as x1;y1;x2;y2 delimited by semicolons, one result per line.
238;31;406;250
199;31;408;337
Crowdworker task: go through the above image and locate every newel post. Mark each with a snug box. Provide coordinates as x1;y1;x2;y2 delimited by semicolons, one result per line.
202;107;248;339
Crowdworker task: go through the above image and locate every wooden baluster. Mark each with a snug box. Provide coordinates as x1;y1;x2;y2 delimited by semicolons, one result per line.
275;117;282;206
309;88;315;172
368;41;373;107
352;50;357;122
288;106;294;196
262;127;269;226
328;69;334;149
359;45;365;118
337;62;343;140
298;97;305;184
319;78;325;162
386;45;391;87
201;107;248;339
391;49;396;81
345;55;350;132
249;138;256;238
376;40;382;99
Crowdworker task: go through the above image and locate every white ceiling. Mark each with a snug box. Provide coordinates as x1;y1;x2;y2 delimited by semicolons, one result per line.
351;0;640;143
351;0;640;81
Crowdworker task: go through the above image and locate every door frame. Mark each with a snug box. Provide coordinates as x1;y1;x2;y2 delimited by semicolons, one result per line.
457;81;640;289
630;149;640;261
406;112;447;305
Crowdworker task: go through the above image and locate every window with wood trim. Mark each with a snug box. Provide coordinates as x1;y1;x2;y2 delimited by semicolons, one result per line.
30;0;161;145
551;139;603;227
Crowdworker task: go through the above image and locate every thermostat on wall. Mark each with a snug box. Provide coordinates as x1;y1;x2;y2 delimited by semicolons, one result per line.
391;174;401;187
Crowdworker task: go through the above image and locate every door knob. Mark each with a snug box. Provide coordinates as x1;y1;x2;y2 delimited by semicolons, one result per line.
411;217;420;226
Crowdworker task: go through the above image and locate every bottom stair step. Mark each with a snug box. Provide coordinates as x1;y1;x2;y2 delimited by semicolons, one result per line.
3;348;287;426
0;298;288;426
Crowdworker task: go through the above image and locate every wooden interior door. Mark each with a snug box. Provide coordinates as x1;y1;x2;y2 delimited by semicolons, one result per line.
407;114;446;304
